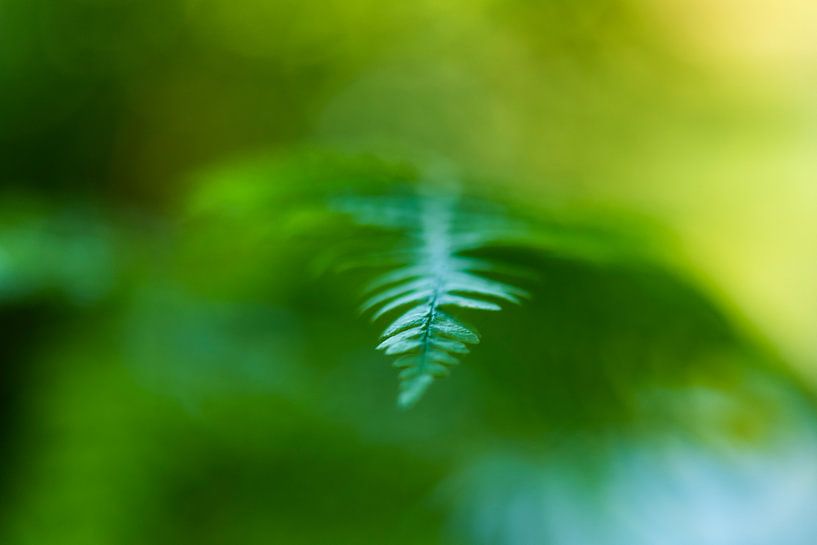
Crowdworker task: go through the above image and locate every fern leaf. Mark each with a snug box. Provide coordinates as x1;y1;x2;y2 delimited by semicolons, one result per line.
340;190;529;408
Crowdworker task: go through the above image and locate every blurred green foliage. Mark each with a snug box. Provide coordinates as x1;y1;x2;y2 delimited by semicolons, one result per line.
2;0;817;544
3;151;813;544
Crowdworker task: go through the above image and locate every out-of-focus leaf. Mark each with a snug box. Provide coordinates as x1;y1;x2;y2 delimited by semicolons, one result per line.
0;200;117;304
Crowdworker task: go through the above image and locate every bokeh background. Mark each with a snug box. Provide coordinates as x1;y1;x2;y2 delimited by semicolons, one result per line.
3;1;817;543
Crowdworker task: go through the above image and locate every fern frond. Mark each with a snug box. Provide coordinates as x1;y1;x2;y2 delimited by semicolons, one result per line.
340;190;529;408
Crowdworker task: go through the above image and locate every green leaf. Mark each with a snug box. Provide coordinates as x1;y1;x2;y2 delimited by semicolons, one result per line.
342;190;528;407
381;307;430;337
376;327;424;350
431;317;480;344
439;294;503;311
360;279;432;312
371;290;434;320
